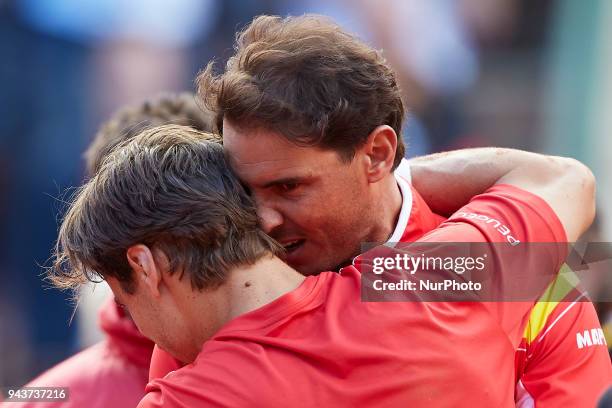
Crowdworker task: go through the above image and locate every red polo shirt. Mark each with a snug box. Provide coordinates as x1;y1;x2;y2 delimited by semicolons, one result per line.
139;184;567;407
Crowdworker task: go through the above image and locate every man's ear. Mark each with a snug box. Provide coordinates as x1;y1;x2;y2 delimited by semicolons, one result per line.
361;125;398;183
126;244;162;298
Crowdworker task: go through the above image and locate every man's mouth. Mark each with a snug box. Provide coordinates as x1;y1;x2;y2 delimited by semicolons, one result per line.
281;239;305;253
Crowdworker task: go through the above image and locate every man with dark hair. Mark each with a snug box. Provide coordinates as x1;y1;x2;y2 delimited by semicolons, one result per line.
194;14;611;407
9;93;215;408
50;124;590;407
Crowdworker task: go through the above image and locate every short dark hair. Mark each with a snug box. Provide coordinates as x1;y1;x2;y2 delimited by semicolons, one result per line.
197;14;405;168
51;125;282;294
85;93;216;176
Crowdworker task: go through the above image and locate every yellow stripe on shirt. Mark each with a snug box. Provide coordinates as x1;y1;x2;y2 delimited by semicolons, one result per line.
523;264;581;343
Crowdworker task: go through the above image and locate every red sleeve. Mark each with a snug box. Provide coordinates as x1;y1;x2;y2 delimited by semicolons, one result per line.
446;184;567;245
137;386;207;408
137;390;165;408
418;184;569;343
518;301;612;407
138;378;198;408
138;384;220;408
139;365;249;408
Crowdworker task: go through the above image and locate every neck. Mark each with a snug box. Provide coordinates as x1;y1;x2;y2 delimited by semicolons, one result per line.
223;255;305;321
366;173;403;243
186;255;305;354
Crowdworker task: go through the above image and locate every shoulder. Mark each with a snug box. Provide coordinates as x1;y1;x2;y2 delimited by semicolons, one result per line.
142;345;285;408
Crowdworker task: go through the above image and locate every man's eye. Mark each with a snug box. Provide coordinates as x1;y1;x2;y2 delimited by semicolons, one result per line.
278;183;300;193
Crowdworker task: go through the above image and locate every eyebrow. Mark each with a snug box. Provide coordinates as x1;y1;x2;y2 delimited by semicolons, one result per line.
262;177;305;189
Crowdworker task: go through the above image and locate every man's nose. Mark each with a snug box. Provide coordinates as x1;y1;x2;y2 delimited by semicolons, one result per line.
257;205;284;234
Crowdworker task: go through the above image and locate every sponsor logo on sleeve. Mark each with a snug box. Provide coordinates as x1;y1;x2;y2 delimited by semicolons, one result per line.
576;328;607;349
453;212;521;246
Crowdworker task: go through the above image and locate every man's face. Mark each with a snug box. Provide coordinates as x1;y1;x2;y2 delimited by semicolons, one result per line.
223;121;375;275
106;275;194;362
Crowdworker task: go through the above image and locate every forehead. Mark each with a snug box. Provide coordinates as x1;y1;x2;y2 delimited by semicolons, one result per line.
222;120;342;184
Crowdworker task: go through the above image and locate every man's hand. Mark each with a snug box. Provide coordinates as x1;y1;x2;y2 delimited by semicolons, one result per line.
409;147;595;242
